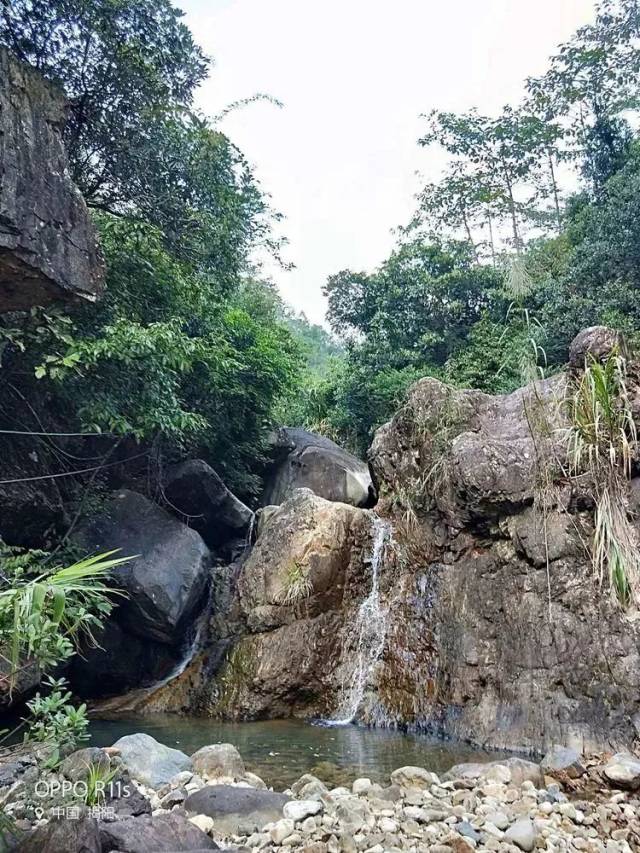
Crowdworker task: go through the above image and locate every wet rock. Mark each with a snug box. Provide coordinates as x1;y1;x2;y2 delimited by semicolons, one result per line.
206;490;373;719
0;48;104;312
98;811;217;851
183;785;289;835
74;489;210;645
70;619;182;699
540;745;586;779
291;774;328;800
264;427;375;508
603;752;640;790
14;816;101;853
164;459;253;549
113;733;191;788
190;744;245;781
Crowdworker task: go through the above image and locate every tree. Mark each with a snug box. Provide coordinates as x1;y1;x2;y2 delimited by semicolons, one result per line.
420;107;558;252
526;0;640;193
0;0;208;208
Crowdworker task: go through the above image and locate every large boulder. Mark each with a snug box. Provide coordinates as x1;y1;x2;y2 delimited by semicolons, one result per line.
74;490;210;644
164;459;253;549
183;785;289;835
14;817;101;853
202;489;378;719
113;733;192;788
70;619;183;698
0;48;103;311
98;812;217;852
264;428;375;508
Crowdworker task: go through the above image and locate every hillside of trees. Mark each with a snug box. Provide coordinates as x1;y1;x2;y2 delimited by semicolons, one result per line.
298;0;640;453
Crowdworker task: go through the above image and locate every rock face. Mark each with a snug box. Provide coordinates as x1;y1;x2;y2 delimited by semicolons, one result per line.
71;490;211;697
264;427;375;508
196;328;640;755
0;48;103;312
199;488;381;720
164;459;253;549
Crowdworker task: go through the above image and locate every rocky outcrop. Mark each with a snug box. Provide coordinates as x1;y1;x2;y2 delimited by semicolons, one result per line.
200;489;381;720
363;329;640;752
264;428;375;508
71;490;211;697
0;48;103;311
193;328;640;755
164;459;253;549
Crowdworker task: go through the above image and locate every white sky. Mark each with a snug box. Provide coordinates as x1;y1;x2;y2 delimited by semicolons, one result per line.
177;0;596;325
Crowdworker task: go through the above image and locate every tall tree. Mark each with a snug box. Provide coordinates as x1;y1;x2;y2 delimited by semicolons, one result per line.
526;0;640;192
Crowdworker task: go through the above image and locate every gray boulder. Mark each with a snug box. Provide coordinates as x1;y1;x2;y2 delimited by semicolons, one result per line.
98;812;217;852
264;427;375;508
184;785;289;835
14;817;101;853
0;48;103;311
60;747;110;783
603;751;640;789
164;459;253;548
113;733;191;788
191;743;245;780
569;325;623;368
540;745;586;779
74;490;210;644
444;758;542;788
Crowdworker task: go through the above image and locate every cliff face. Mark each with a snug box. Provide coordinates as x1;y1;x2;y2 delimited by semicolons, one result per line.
0;48;103;311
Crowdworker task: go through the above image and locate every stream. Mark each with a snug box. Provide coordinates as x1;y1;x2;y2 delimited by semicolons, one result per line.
88;716;509;790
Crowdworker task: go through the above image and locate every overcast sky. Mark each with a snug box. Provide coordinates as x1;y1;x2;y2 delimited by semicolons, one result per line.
177;0;596;325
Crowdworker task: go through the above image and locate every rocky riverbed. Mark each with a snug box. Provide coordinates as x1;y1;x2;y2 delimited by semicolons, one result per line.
2;735;640;851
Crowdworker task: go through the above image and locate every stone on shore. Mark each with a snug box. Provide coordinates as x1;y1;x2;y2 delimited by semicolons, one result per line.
113;732;192;788
191;743;245;781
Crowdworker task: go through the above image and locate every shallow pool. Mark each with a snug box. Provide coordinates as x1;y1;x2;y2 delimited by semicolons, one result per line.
88;716;508;789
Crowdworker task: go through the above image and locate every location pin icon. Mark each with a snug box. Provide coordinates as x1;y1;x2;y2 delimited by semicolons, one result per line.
34;807;44;820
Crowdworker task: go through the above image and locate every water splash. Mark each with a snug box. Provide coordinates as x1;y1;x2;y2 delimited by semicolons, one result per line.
325;514;391;726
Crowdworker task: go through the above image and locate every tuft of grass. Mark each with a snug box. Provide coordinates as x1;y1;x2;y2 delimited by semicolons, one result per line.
566;349;640;607
274;562;313;605
83;760;118;807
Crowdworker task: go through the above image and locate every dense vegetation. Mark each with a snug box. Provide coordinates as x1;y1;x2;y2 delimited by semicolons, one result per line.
298;0;640;453
0;0;320;503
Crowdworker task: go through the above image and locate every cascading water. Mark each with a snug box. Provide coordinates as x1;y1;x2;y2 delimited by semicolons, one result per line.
325;514;391;726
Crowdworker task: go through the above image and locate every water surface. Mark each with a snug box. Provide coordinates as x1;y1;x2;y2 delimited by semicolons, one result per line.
89;716;507;789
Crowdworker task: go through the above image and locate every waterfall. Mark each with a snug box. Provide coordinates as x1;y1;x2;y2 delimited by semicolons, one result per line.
325;514;391;726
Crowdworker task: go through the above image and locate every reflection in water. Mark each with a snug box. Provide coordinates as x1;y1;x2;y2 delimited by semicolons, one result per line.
89;716;508;790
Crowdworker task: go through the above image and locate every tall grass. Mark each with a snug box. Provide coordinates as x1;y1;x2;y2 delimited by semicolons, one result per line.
567;349;640;606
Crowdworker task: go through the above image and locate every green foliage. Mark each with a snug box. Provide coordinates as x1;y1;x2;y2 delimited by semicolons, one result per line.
23;676;89;764
21;218;302;496
274;562;313;606
83;761;119;806
0;546;127;691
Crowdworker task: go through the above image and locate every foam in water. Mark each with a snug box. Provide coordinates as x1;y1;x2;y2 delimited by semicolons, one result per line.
325;514;391;726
